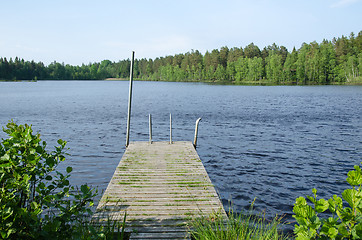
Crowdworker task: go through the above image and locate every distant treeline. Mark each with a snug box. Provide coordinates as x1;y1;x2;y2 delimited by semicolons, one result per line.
1;31;361;84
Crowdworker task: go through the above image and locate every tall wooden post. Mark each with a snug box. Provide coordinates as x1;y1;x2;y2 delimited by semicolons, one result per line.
126;51;135;147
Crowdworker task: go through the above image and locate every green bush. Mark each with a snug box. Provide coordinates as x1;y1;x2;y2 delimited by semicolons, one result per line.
293;163;362;239
0;121;97;239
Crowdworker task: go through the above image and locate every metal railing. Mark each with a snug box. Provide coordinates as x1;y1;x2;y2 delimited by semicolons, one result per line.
125;51;202;148
193;118;202;148
147;114;201;147
149;114;152;144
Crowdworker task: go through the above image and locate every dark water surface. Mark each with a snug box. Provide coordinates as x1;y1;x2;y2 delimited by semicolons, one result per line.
1;81;361;225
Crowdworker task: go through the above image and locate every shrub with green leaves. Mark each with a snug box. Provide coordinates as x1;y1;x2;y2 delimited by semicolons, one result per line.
0;121;97;239
293;162;362;239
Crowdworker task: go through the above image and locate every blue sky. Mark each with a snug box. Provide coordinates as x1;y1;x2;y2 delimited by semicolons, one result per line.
1;0;361;65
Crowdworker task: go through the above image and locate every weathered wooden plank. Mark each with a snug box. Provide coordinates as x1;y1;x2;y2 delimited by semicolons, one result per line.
94;210;221;217
105;188;217;193
93;141;227;239
130;232;189;239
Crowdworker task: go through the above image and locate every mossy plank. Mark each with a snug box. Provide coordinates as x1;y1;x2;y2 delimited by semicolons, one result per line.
93;141;227;239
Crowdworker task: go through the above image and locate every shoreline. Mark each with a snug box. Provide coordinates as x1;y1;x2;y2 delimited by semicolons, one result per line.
1;78;362;86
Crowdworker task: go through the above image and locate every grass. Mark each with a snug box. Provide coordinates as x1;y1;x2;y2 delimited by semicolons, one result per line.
88;199;130;239
71;211;130;240
188;208;290;240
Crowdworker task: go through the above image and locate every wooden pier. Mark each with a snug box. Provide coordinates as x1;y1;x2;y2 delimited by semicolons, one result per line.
92;141;227;239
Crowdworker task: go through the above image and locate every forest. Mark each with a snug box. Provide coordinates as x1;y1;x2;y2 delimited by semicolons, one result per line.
1;31;361;85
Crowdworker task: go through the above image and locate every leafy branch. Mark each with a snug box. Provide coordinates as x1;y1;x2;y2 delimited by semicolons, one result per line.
0;121;97;239
293;163;362;239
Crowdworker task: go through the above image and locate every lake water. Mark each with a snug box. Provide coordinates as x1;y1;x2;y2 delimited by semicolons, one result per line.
1;81;361;226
